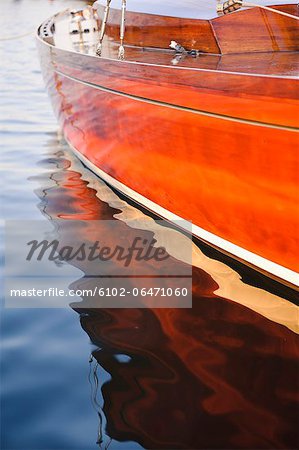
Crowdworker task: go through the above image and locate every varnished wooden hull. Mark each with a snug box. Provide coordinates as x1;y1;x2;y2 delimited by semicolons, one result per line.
37;18;299;286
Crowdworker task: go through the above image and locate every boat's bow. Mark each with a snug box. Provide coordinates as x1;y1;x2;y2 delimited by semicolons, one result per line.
36;1;299;288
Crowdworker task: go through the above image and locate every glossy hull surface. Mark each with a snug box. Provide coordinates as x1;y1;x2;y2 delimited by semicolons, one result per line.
37;29;299;285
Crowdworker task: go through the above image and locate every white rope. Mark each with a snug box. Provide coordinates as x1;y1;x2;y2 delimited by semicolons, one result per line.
0;29;33;41
240;1;299;20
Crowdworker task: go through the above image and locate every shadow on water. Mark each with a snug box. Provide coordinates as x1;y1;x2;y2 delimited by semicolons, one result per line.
29;132;299;450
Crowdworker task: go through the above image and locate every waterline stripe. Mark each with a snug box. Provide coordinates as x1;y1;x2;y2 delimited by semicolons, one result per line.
65;137;299;289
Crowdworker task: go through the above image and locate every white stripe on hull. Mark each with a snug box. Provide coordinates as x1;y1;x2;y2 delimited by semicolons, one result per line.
65;138;299;289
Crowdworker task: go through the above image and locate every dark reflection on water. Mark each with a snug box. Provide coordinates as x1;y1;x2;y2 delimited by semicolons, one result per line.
31;135;299;450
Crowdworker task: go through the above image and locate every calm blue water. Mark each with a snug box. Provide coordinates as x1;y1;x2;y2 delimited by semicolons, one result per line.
0;1;140;449
1;1;298;450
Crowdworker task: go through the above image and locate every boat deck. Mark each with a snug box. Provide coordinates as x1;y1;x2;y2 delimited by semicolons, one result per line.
95;0;297;19
51;12;299;78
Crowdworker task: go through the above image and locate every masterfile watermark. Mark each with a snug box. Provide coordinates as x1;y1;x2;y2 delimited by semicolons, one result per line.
9;287;90;297
5;219;192;308
26;237;170;266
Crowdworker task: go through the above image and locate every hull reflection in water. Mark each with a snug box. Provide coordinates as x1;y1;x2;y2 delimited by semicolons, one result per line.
31;133;299;449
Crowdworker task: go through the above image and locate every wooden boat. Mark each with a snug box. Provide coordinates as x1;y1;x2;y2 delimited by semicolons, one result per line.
36;0;299;288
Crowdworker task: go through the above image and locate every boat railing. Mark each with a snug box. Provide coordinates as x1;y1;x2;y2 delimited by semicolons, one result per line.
217;0;299;19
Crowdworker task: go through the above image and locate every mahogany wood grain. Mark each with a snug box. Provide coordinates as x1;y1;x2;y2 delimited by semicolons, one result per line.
36;4;299;279
52;47;299;127
105;8;220;54
37;43;298;273
211;5;299;54
96;3;299;54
